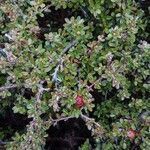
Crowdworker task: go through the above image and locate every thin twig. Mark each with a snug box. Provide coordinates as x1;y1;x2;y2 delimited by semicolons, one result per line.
52;64;61;82
52;40;77;83
51;116;75;125
0;84;17;92
35;83;50;103
60;40;77;57
0;140;7;145
11;0;24;17
0;48;7;57
0;48;17;64
80;6;89;18
86;77;102;91
80;113;101;128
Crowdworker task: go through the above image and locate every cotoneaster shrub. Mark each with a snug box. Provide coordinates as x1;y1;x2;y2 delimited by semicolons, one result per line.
0;0;149;149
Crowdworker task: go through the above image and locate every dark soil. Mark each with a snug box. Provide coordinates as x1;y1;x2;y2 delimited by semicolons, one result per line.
45;118;93;150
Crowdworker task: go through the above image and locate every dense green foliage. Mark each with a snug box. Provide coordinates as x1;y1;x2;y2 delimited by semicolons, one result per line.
0;0;149;149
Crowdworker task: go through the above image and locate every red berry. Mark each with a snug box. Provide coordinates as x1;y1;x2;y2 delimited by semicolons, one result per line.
75;95;85;108
127;129;136;140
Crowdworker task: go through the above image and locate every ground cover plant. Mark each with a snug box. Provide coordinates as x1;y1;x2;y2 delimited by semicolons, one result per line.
0;0;150;149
